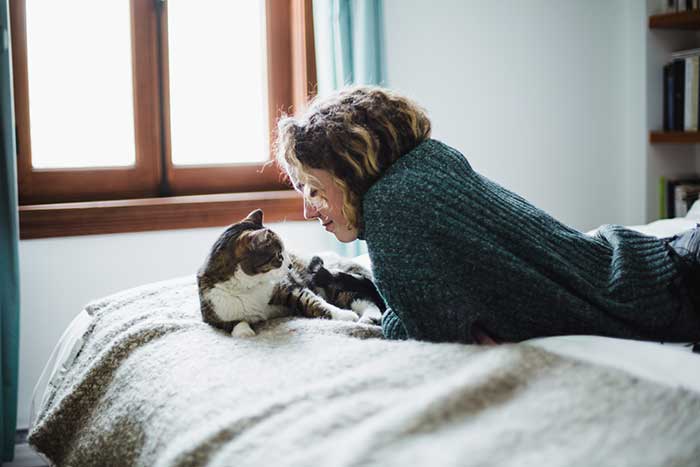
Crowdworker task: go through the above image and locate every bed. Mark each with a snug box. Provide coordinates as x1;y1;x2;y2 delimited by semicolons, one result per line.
28;211;700;467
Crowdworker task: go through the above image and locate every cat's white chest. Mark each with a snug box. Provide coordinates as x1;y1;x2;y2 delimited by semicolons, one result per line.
204;268;286;324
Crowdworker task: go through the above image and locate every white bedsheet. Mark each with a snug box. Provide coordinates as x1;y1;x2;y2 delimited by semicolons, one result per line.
528;335;700;392
29;309;92;429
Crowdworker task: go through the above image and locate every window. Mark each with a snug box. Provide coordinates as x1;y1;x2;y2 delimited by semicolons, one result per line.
10;0;316;238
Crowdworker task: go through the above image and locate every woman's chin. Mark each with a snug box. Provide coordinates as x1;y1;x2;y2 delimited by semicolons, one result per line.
321;220;358;242
332;229;359;243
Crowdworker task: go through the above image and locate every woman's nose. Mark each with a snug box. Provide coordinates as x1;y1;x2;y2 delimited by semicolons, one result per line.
303;199;319;219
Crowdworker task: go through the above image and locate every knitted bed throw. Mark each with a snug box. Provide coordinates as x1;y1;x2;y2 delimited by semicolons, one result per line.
27;277;700;467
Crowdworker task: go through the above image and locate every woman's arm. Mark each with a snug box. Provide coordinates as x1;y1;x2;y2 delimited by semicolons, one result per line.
381;307;408;340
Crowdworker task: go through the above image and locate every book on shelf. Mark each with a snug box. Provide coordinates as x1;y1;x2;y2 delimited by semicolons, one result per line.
672;58;686;130
660;0;700;12
663;175;700;218
664;64;673;131
662;49;700;132
686;55;699;131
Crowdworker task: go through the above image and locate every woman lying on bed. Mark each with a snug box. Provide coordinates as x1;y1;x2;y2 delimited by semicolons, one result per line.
275;85;700;345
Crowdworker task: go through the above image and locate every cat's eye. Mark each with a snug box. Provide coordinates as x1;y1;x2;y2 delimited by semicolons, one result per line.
309;189;318;197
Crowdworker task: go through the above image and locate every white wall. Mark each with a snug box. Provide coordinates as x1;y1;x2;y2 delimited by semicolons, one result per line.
383;0;646;230
625;0;648;225
17;220;339;429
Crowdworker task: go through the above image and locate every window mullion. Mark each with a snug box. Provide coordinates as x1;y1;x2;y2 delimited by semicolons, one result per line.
153;0;171;197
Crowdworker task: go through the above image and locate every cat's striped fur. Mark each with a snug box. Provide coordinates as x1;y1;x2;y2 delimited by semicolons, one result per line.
197;209;384;336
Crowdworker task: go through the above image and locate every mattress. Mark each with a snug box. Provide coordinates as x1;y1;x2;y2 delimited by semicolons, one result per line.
30;214;700;431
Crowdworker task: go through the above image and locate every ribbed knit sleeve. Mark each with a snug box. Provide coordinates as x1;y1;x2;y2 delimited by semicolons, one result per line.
362;139;694;344
381;308;408;340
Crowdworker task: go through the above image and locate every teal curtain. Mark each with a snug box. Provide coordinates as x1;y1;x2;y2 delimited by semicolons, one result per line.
1;0;20;461
313;0;384;95
312;0;384;257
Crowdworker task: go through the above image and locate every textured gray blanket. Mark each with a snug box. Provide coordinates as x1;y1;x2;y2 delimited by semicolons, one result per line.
29;277;700;467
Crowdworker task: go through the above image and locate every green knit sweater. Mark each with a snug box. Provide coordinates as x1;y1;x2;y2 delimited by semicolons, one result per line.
360;139;699;343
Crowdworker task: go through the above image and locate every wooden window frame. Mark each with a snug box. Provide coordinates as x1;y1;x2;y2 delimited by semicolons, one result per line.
10;0;317;238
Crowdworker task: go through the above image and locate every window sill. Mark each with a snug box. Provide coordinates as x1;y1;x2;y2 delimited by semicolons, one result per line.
19;190;306;239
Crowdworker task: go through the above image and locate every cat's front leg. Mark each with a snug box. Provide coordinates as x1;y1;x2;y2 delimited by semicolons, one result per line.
232;321;256;337
329;306;360;321
272;284;359;322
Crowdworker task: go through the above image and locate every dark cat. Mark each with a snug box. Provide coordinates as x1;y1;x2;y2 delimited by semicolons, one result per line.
197;209;384;337
308;256;386;316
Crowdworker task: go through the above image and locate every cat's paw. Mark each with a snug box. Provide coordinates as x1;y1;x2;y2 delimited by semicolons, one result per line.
231;321;256;338
353;302;382;325
358;310;382;325
330;308;360;322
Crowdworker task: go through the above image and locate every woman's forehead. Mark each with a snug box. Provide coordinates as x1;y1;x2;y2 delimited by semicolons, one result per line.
305;168;333;184
292;168;334;195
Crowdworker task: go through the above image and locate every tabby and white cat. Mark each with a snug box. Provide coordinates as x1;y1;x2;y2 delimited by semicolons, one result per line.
197;209;385;337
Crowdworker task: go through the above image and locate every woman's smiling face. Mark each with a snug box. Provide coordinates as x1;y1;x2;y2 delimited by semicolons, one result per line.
300;168;359;243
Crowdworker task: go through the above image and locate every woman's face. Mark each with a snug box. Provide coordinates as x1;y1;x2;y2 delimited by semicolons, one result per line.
300;168;359;243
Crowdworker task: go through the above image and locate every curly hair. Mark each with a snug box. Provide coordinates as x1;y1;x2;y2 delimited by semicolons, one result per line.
275;85;431;231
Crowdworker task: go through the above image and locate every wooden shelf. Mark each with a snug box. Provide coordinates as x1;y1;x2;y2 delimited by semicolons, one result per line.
649;10;700;29
649;131;700;143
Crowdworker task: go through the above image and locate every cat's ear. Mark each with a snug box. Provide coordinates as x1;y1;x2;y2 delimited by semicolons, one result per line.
309;256;333;286
244;209;264;226
308;256;324;273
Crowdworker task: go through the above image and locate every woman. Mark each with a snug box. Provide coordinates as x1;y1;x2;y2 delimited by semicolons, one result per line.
276;85;700;344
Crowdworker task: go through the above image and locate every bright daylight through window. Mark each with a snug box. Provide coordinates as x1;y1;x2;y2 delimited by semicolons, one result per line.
26;0;135;168
167;0;269;166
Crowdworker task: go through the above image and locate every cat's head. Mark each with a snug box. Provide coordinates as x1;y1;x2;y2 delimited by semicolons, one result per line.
308;256;367;286
198;209;289;282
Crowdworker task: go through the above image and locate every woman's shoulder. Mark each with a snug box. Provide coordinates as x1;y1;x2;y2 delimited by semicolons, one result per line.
364;139;472;207
389;138;471;173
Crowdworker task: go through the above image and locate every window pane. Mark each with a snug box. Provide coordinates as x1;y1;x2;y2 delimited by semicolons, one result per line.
25;1;135;169
167;0;269;166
